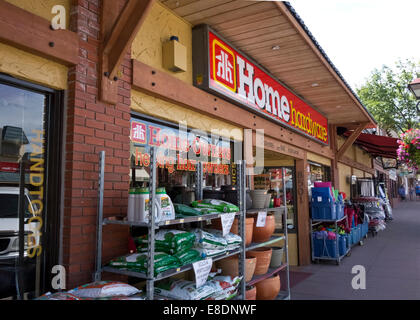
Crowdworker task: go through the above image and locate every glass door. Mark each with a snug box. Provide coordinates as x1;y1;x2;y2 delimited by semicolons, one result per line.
0;77;60;300
254;167;297;232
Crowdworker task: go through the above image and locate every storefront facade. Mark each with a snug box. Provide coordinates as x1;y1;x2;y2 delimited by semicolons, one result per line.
0;0;385;298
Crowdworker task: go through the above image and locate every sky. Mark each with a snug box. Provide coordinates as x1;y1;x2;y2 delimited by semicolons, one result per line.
288;0;420;90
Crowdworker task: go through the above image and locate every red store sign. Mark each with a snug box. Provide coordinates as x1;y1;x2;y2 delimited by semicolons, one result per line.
193;25;329;144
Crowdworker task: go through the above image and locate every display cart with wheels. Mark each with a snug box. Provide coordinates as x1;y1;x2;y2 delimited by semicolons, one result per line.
310;215;350;265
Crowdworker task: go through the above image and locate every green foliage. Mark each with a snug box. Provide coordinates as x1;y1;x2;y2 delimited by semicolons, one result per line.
356;59;420;134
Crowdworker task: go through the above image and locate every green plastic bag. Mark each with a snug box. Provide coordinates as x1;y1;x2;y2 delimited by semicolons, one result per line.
174;204;204;216
173;249;204;266
108;252;181;276
191;199;239;213
191;229;227;250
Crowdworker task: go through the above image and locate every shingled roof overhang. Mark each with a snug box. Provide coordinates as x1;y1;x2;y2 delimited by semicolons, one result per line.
160;0;377;129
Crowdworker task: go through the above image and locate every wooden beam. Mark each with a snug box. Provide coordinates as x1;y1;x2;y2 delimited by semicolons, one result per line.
132;59;335;159
339;156;375;176
102;0;155;80
336;123;368;160
0;0;78;66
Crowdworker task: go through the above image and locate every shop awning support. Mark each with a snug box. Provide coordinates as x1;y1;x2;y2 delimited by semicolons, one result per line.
100;0;155;104
336;122;369;161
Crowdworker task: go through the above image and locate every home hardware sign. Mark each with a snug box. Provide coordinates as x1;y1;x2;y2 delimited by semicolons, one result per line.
192;25;329;144
130;119;231;175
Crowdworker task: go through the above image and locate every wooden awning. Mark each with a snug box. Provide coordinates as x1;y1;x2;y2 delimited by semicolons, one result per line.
160;0;377;128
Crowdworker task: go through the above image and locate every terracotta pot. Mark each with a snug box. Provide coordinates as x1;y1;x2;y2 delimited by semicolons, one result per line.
231;217;254;246
215;255;257;282
246;286;256;300
255;275;281;300
247;247;272;275
210;217;254;246
251;214;275;243
245;256;257;282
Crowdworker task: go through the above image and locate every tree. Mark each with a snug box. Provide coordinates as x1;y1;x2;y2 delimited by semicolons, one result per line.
356;59;420;135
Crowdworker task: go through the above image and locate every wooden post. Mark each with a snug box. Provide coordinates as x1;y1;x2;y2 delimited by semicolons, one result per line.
330;124;340;190
295;156;310;265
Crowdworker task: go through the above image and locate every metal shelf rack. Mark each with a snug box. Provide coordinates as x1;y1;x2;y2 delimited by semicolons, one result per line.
94;149;290;301
94;147;248;300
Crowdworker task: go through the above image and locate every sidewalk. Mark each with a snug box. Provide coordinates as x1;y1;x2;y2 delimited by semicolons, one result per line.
290;201;420;300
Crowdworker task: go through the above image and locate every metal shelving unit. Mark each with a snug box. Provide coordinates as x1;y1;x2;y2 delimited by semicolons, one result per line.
94;148;248;300
244;168;291;301
310;214;350;265
94;149;290;300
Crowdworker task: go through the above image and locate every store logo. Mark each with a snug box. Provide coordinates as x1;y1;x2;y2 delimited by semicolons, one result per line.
131;121;147;144
212;39;236;92
351;265;366;290
51;5;66;30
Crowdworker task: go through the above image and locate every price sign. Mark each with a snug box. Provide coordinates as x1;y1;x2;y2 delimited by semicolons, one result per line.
192;258;213;288
256;211;267;227
221;213;235;236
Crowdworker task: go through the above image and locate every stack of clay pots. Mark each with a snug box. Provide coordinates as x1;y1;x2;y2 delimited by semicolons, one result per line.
245;247;282;300
247;247;272;276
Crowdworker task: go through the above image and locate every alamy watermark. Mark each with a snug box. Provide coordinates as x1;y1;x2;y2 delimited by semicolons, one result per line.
51;265;66;290
51;5;66;30
351;265;366;290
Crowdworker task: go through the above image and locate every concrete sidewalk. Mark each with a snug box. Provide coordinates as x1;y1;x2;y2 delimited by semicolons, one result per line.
291;200;420;300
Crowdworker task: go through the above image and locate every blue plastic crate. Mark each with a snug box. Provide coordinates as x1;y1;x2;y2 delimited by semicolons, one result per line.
313;237;341;258
351;227;358;244
311;187;334;204
345;233;352;248
311;203;337;220
339;235;347;256
335;202;344;219
355;225;362;243
360;221;368;238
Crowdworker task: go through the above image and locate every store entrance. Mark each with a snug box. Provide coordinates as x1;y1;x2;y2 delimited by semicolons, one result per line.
0;75;62;299
252;150;299;266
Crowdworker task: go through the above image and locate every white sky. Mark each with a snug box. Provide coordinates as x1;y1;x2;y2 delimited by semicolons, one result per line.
288;0;420;90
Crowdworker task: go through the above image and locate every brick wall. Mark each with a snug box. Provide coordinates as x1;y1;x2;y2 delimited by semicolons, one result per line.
64;0;131;289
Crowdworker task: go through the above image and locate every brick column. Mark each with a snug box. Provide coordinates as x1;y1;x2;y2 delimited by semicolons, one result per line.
64;0;131;288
